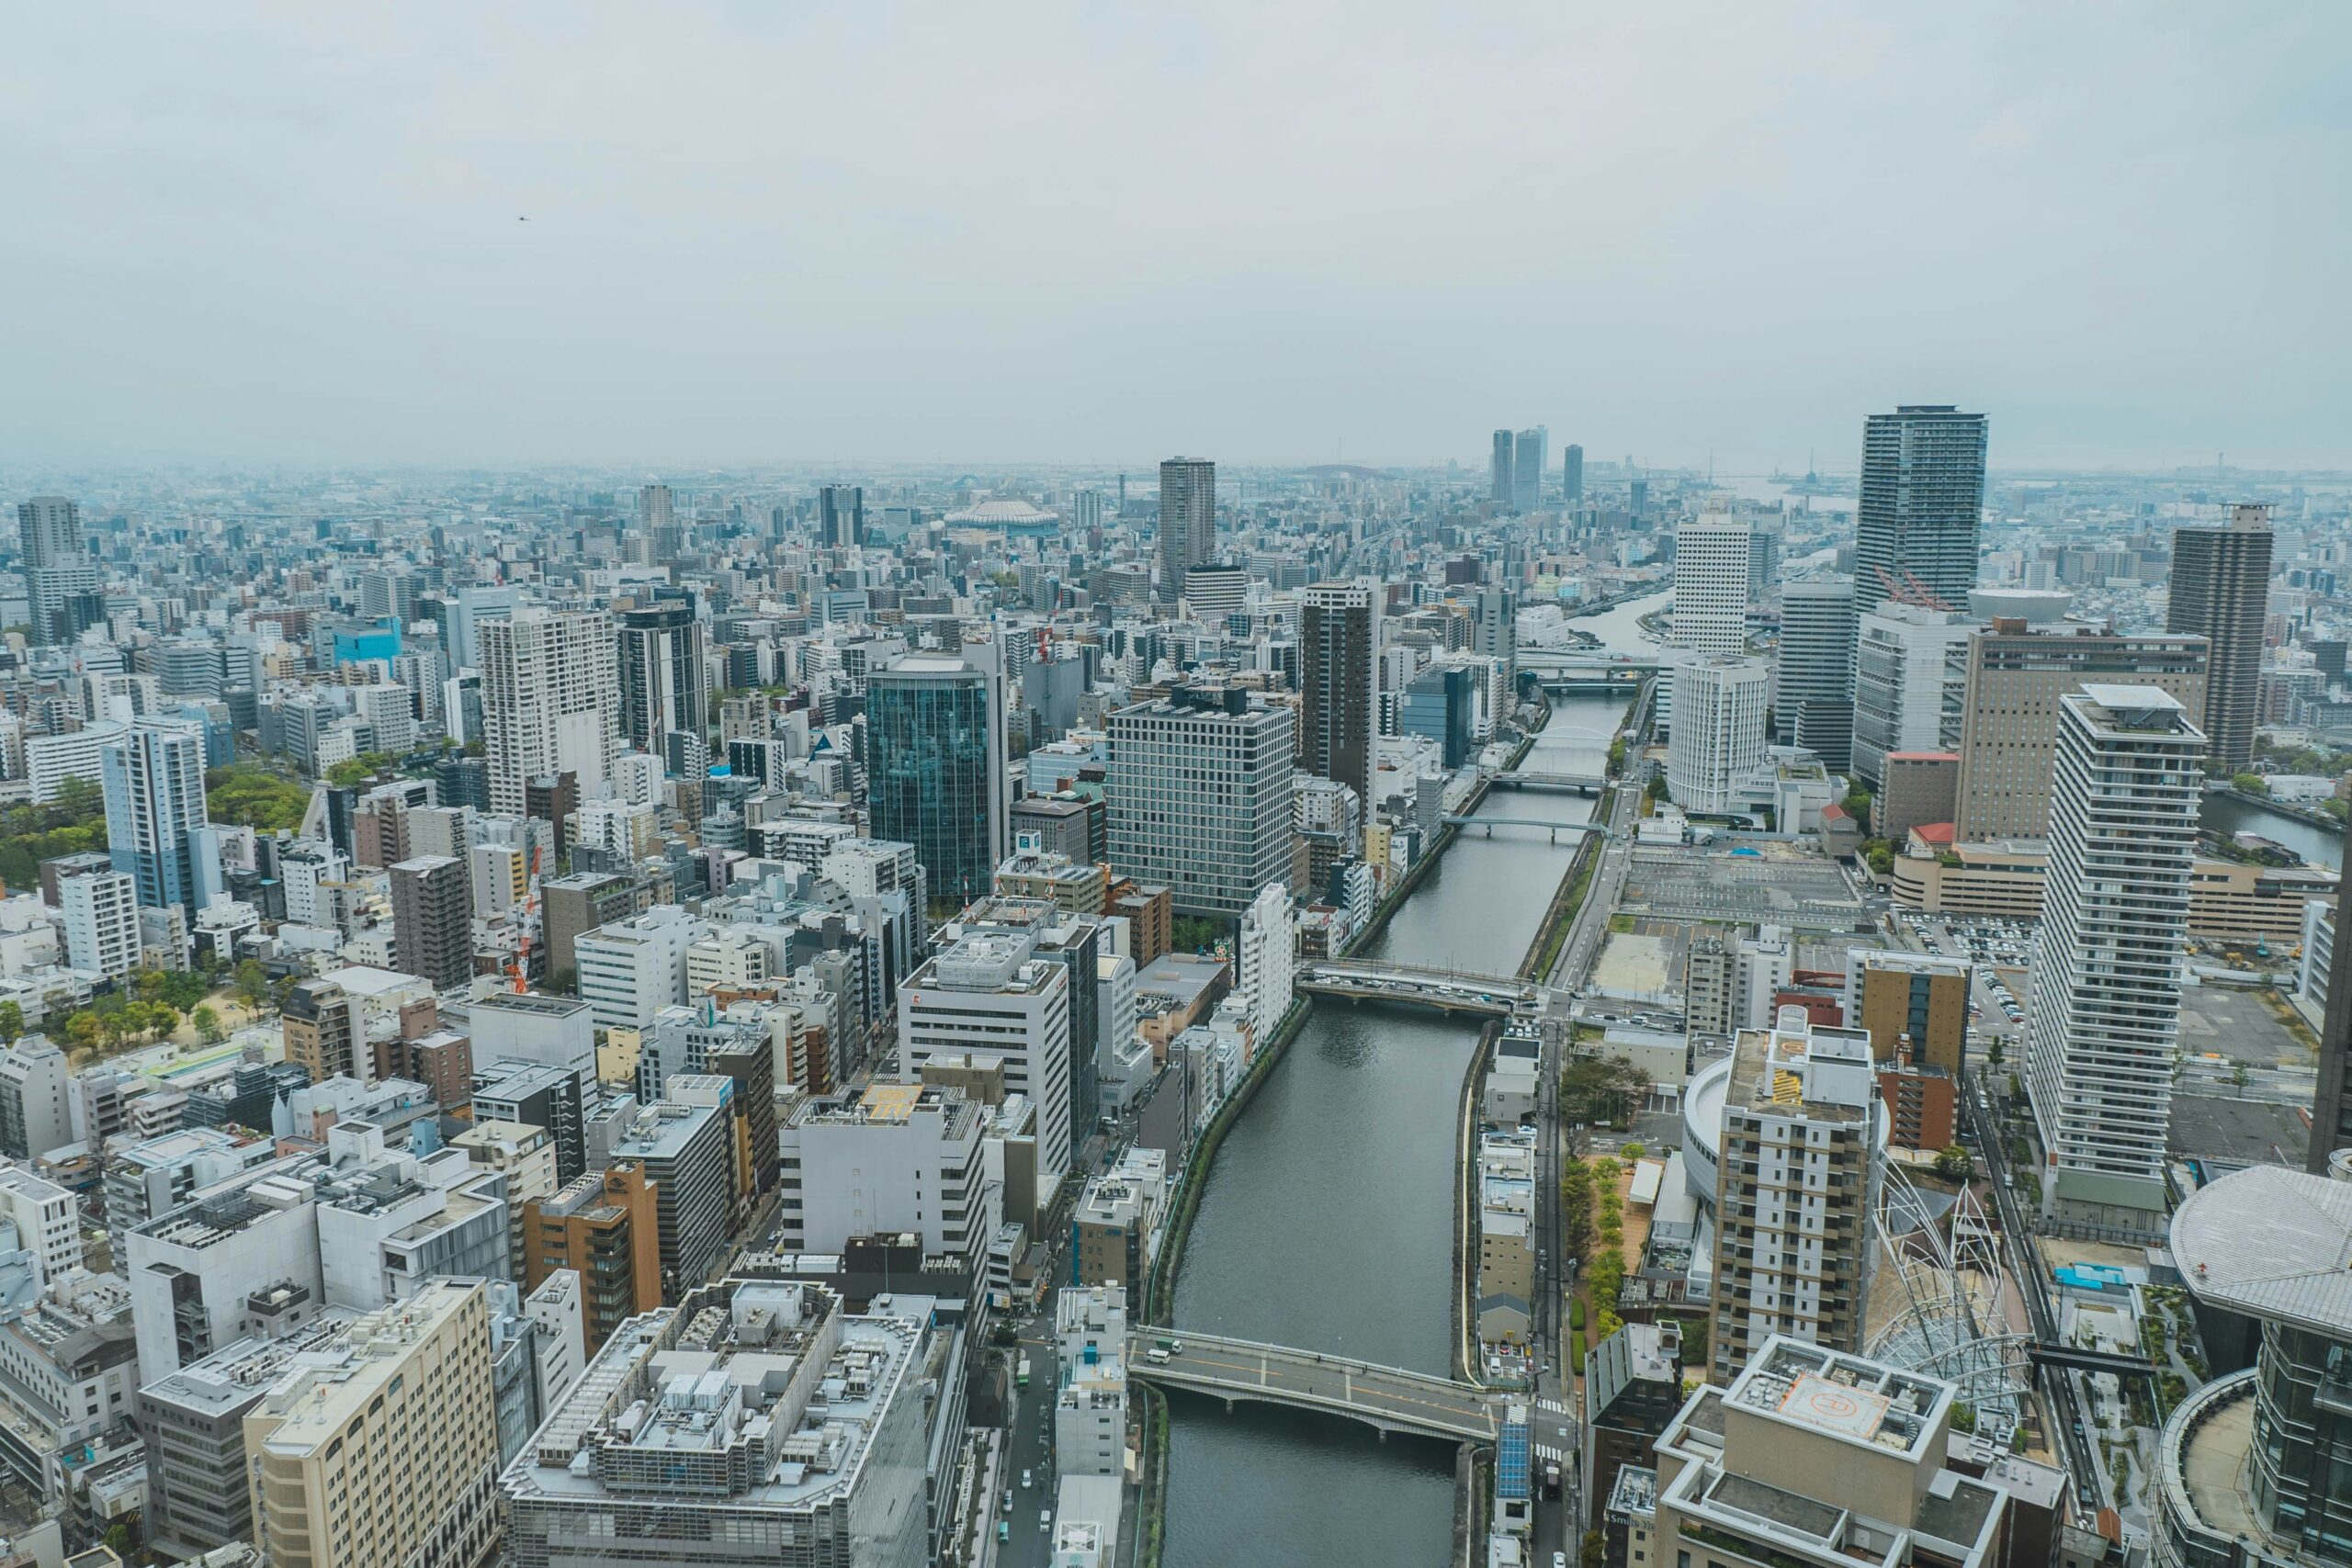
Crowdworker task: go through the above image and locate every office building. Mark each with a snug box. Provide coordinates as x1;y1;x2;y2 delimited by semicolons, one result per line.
18;497;102;647
58;863;141;982
99;717;209;910
479;606;619;818
1400;661;1476;769
1953;623;2208;841
573;906;695;1030
1512;426;1547;513
899;929;1073;1194
391;854;473;991
1707;1010;1885;1382
498;1279;933;1568
1471;584;1516;686
1300;581;1381;816
0;1039;72;1164
2157;1166;2352;1568
1672;510;1752;656
2024;686;2204;1229
1666;656;1770;817
616;592;707;761
1071;1150;1167;1306
1157;457;1216;601
866;654;1007;912
2165;503;2274;773
1582;1322;1683;1540
604;1096;731;1303
1563;444;1583;504
2308;867;2352;1172
1843;950;1970;1075
522;1161;661;1354
1642;1339;2010;1568
1875;751;1958;844
539;871;639;983
775;1082;998;1277
1108;685;1295;920
451;1119;558;1276
243;1279;501;1568
1489;429;1515;506
819;483;865;548
1775;578;1856;768
1850;604;1975;792
1850;404;1987;625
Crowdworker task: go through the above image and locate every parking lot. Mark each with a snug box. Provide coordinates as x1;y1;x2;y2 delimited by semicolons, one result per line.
1896;912;2030;1038
1619;847;1867;931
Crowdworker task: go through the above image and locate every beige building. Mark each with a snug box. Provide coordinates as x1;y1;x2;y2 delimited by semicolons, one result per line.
243;1278;501;1568
450;1120;558;1277
1951;622;2206;841
1892;836;2334;944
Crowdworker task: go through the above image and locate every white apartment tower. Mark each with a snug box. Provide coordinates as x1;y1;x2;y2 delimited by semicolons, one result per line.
2025;685;2205;1229
478;606;618;818
1666;656;1770;817
1671;509;1753;656
1237;882;1296;1041
59;864;141;982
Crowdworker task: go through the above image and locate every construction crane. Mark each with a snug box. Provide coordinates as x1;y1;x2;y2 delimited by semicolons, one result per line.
1872;563;1955;613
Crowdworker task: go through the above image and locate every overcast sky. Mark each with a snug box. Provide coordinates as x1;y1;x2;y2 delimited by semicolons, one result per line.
5;3;2346;473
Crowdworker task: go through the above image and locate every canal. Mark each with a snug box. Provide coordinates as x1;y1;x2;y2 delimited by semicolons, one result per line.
2201;790;2342;872
1156;592;1664;1568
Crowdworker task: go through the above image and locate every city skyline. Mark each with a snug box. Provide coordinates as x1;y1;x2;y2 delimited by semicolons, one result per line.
4;7;2347;470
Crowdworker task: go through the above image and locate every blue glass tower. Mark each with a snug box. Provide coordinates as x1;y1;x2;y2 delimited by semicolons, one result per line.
866;655;1005;913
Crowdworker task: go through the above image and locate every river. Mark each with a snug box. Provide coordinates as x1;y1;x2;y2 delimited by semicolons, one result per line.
1155;594;1664;1568
2200;790;2343;872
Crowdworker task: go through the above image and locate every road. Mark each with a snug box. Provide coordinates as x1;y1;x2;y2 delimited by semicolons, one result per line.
1548;755;1645;989
995;1306;1061;1565
1132;1334;1500;1441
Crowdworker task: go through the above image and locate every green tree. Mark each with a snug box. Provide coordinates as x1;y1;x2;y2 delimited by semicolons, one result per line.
1645;773;1669;803
192;1004;225;1045
546;967;577;998
0;1001;20;1044
1865;841;1894;875
234;959;272;1014
1582;1531;1607;1568
2230;773;2268;796
62;1011;100;1052
1984;1036;2005;1066
1842;784;1874;820
1933;1145;1973;1182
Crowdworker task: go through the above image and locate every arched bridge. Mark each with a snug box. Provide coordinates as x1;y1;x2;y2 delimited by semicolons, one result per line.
1126;1329;1503;1443
1296;961;1548;1018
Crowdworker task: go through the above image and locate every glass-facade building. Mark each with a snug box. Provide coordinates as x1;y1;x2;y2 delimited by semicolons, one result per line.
100;717;209;910
865;655;1005;913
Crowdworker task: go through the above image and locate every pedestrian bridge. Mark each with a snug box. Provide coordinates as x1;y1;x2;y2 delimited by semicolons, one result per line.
1125;1329;1503;1443
1295;961;1546;1018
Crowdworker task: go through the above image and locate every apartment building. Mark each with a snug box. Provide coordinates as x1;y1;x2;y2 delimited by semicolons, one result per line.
522;1163;661;1354
1842;950;1970;1076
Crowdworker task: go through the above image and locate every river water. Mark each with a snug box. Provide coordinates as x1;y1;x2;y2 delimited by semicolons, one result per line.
1156;594;1664;1568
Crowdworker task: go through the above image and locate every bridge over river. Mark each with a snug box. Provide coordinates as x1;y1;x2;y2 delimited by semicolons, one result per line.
1128;1329;1503;1443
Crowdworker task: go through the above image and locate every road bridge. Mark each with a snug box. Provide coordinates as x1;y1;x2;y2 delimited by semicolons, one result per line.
1296;961;1547;1018
1483;771;1607;794
1126;1330;1504;1443
1442;817;1611;842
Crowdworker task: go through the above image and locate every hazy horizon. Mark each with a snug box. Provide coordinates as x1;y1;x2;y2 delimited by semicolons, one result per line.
6;4;2346;472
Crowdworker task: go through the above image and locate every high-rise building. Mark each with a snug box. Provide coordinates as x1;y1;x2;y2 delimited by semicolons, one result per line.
1775;578;1856;768
480;607;618;818
818;483;865;547
1562;444;1584;505
2307;866;2352;1170
391;855;473;991
899;929;1074;1190
2025;685;2204;1229
18;497;102;647
1705;1010;1885;1382
1512;426;1548;513
866;653;1007;913
775;1081;999;1278
1300;580;1381;817
1156;457;1216;602
499;1280;934;1568
1107;686;1296;920
523;1161;661;1353
604;1096;732;1303
1850;405;1987;622
243;1279;502;1568
100;717;209;911
1671;510;1752;657
1489;430;1515;506
616;591;707;761
2157;1167;2352;1568
1666;656;1770;817
282;977;361;1083
636;481;679;563
59;863;141;982
1471;585;1516;686
1849;604;1976;792
2165;503;2274;773
1952;623;2208;840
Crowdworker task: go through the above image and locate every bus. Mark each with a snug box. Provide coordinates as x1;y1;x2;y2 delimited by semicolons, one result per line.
1017;1354;1032;1388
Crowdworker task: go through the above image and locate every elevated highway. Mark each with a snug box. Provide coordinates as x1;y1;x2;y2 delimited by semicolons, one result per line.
1126;1329;1504;1443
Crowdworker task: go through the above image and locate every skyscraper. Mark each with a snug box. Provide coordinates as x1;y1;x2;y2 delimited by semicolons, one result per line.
1107;685;1296;920
391;855;473;991
1471;584;1516;686
1666;656;1770;816
2025;685;2203;1229
1670;510;1751;657
479;606;619;818
17;496;102;647
99;717;209;910
616;591;708;761
1562;444;1584;505
1156;457;1216;602
819;483;865;548
2165;503;2273;773
1490;430;1514;506
866;654;1007;913
1512;426;1548;513
1849;604;1975;792
636;482;679;563
1774;579;1855;767
1299;580;1381;818
1849;406;1987;622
